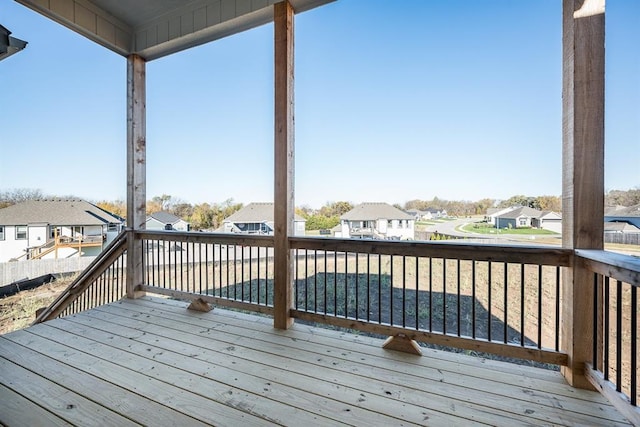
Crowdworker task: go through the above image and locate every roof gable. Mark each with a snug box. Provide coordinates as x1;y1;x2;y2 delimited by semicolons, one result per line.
149;211;183;225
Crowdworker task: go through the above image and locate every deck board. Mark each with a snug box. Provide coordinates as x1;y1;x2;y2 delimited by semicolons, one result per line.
0;296;632;426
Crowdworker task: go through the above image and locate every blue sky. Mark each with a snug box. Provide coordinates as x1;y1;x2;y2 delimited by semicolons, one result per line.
1;0;638;209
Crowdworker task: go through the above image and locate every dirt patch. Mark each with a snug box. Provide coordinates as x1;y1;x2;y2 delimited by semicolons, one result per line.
0;277;73;334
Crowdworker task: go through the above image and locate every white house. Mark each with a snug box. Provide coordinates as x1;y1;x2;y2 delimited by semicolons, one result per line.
0;199;124;262
338;203;414;240
146;211;190;231
533;211;563;233
221;202;306;236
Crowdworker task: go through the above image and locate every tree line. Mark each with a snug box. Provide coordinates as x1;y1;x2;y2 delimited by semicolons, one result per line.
2;187;639;231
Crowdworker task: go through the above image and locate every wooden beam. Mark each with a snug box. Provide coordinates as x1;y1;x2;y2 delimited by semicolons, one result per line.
273;1;295;330
561;0;605;390
292;310;569;366
585;364;640;426
126;54;147;299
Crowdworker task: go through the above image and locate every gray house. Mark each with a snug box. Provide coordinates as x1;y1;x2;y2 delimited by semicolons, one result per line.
221;202;306;236
605;204;640;228
0;199;124;262
146;211;190;231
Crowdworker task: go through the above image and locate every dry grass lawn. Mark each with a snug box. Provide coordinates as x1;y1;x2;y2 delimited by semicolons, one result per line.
0;278;73;334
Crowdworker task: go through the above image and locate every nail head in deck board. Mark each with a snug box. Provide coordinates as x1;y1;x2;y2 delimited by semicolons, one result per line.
0;336;199;426
2;297;630;426
0;355;140;426
92;298;629;425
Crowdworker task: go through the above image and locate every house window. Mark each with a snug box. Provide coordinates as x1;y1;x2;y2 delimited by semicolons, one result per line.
0;226;4;240
519;218;528;227
50;226;61;239
388;220;393;228
16;225;27;240
107;223;119;232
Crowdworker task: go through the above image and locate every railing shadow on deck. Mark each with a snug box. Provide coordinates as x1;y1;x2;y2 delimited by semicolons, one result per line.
31;229;639;423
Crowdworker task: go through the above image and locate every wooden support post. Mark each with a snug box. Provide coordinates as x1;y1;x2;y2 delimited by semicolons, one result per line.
273;0;295;330
561;0;605;390
126;54;147;299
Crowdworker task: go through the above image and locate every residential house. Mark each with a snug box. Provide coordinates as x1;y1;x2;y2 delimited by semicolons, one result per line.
604;221;640;234
0;199;124;262
605;204;640;228
485;206;519;226
405;208;447;222
146;211;190;231
338;202;414;240
532;211;563;233
221;202;306;236
490;206;562;232
495;206;542;230
405;209;429;221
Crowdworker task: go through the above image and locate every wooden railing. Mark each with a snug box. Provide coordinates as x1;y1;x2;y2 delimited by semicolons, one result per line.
135;230;275;315
33;230;640;420
576;249;640;424
289;237;571;365
33;231;128;323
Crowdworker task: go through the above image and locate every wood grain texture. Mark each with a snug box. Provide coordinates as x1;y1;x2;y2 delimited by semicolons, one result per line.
1;297;630;426
126;54;147;299
561;0;605;390
273;0;295;329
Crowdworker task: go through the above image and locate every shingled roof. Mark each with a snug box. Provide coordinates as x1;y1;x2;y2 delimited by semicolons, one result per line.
341;203;413;221
495;206;542;219
605;204;640;217
223;203;305;223
0;199;123;226
148;211;183;225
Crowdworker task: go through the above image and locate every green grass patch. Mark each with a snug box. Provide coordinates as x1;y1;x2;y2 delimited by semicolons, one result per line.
461;222;559;235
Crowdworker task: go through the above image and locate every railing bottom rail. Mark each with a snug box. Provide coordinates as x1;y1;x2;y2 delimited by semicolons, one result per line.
585;363;640;426
291;309;568;366
139;284;274;317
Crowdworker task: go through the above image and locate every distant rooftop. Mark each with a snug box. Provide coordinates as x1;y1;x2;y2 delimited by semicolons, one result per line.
224;202;305;223
0;24;27;62
0;199;123;226
341;203;414;221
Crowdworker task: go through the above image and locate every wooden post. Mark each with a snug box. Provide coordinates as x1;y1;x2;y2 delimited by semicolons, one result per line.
273;0;295;330
561;0;605;390
126;54;147;299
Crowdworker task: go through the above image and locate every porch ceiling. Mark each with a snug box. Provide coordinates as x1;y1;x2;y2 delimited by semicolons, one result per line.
15;0;333;60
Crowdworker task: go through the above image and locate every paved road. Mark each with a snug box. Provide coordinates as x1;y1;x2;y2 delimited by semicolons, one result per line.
421;218;561;246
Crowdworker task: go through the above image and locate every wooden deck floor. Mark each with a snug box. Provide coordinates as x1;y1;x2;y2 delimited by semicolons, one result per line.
0;296;631;426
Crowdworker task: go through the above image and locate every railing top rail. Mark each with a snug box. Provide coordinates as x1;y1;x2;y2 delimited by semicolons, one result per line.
135;230;275;247
33;230;129;324
576;249;640;287
289;236;573;266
